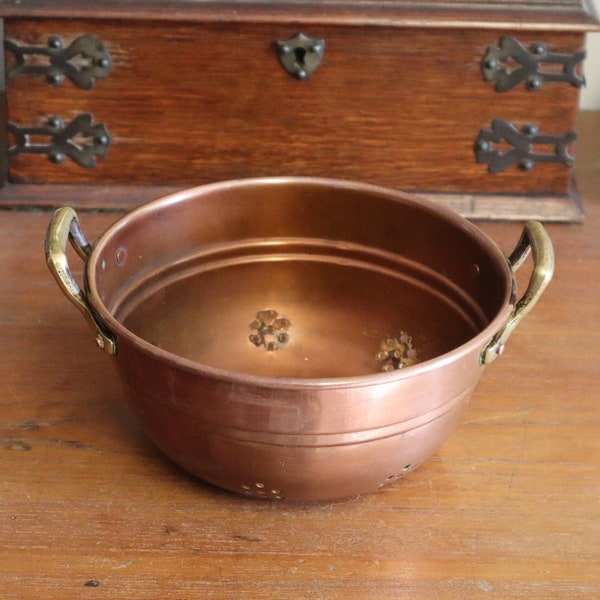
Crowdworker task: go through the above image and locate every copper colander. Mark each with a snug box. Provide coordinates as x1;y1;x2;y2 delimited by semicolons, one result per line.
46;178;554;501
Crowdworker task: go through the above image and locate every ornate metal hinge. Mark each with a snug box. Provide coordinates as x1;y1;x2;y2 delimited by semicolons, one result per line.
8;114;111;168
474;119;576;173
481;36;585;92
275;32;325;80
5;34;112;89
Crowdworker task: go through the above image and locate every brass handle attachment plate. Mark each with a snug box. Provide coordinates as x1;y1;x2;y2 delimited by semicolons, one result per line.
481;221;554;365
45;207;116;355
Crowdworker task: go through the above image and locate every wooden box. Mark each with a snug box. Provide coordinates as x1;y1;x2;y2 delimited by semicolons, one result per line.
0;0;598;219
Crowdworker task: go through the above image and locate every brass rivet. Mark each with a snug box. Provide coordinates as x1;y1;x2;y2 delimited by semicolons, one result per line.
519;158;535;171
47;71;64;86
531;42;547;55
48;149;65;164
48;36;63;50
47;116;63;129
522;123;539;137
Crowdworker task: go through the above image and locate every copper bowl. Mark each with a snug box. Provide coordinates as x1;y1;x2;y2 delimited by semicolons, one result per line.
46;178;554;501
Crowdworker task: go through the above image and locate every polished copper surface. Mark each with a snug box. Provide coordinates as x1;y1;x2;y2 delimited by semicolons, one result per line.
47;177;553;501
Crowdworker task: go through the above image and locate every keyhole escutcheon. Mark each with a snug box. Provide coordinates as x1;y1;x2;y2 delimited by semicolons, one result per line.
276;33;325;80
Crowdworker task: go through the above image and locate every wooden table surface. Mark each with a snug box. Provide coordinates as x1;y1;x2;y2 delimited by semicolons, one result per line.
1;113;599;600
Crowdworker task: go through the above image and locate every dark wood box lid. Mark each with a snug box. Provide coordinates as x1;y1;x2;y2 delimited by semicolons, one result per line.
0;0;598;30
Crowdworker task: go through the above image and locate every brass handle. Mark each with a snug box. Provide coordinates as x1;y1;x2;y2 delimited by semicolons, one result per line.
481;221;554;365
45;207;116;355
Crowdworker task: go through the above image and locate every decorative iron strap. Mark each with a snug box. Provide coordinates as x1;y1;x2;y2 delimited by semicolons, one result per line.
474;119;576;173
8;114;111;168
5;34;111;89
481;36;585;92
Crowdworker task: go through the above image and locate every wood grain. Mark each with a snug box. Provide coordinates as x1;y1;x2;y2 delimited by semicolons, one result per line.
4;19;584;199
0;111;599;599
